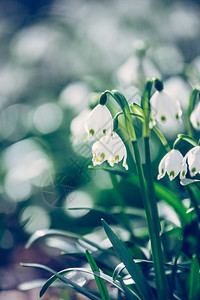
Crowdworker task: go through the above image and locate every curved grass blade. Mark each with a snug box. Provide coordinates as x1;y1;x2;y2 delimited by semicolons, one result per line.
25;229;111;254
22;265;126;297
113;260;190;282
118;276;140;300
85;249;111;300
101;219;155;300
68;206;145;218
21;263;101;300
189;255;200;300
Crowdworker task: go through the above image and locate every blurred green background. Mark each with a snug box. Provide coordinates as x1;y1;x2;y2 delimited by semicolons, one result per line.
0;0;200;298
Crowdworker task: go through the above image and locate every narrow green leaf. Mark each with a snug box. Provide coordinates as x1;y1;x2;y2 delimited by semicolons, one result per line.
21;263;101;300
101;219;155;300
113;262;126;281
21;265;125;297
118;277;140;300
113;260;190;282
189;255;200;300
25;229;110;253
85;249;111;300
152;125;171;152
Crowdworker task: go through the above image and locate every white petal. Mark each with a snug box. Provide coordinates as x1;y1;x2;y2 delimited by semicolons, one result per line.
157;152;168;180
108;132;128;170
166;149;183;180
85;104;113;139
158;149;183;181
179;157;187;179
92;134;113;166
186;146;200;176
150;90;182;125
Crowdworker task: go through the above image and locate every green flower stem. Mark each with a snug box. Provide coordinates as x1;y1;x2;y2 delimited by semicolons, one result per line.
141;78;170;299
141;79;154;138
187;87;200;137
152;125;171;152
100;89;170;299
132;139;170;300
100;90;137;142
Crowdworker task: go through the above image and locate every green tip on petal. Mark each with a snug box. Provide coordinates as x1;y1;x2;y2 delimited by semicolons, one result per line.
89;129;95;136
160;116;166;122
175;113;179;120
191;167;196;173
169;170;175;179
101;152;105;159
182;170;185;177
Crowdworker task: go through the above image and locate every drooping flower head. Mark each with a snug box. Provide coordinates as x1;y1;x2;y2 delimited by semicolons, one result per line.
92;134;113;167
150;90;182;125
85;104;113;139
190;102;200;131
92;132;128;170
180;146;200;179
108;132;128;170
157;149;183;181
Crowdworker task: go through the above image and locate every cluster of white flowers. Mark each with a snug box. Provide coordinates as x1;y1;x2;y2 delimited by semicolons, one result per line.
157;146;200;182
84;104;128;170
82;84;200;179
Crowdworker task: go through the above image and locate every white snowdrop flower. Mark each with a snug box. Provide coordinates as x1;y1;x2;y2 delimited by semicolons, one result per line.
92;134;113;167
150;90;182;125
157;149;183;181
92;133;128;170
190;102;200;131
180;146;200;178
85;104;113;139
108;132;128;170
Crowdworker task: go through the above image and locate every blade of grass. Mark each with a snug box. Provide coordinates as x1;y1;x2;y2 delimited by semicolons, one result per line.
21;265;125;297
101;219;155;300
85;249;111;300
189;255;200;300
25;229;111;254
117;277;140;300
21;263;101;300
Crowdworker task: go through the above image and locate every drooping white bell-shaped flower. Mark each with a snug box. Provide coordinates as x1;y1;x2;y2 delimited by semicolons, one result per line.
92;135;113;167
157;149;183;181
108;132;128;170
180;146;200;179
150;90;182;125
91;132;128;170
85;104;113;139
190;102;200;131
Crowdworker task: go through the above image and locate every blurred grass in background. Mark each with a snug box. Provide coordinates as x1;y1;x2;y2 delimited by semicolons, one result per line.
0;0;200;298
